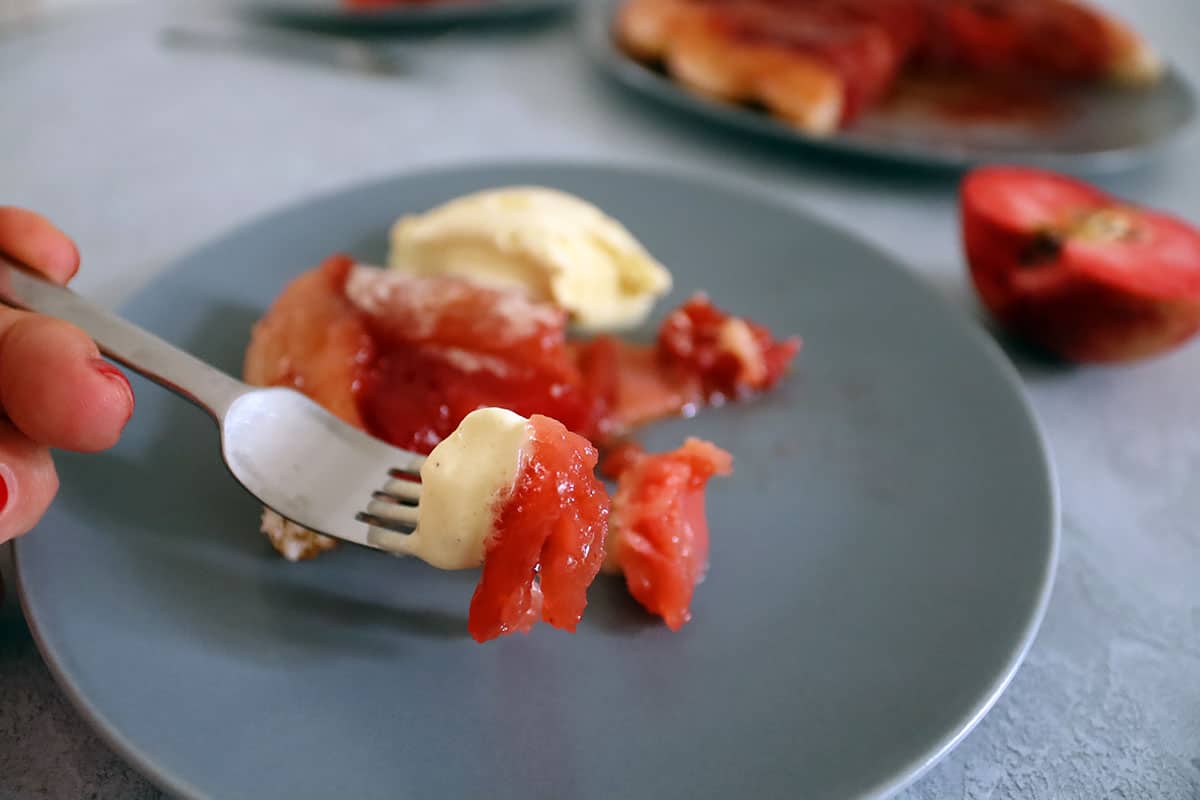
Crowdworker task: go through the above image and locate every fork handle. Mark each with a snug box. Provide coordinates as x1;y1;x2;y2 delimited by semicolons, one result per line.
0;255;247;419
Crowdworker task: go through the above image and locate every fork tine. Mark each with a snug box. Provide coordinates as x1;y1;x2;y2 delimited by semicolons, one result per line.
372;489;418;508
366;497;420;527
357;510;417;534
388;466;422;480
380;478;421;502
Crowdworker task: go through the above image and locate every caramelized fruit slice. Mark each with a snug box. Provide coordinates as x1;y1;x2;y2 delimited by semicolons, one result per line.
346;266;600;452
918;0;1157;84
574;335;702;439
468;415;610;643
243;254;374;427
575;295;800;438
658;293;801;401
359;345;595;455
346;266;570;368
606;438;733;630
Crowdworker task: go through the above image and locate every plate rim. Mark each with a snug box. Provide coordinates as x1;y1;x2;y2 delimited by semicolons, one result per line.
15;157;1061;800
580;0;1197;173
239;0;573;26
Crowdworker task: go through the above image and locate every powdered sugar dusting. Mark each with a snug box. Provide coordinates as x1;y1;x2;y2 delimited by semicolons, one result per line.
345;263;561;343
490;289;560;340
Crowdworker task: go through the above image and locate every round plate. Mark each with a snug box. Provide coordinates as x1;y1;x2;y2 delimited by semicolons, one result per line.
17;162;1057;799
583;0;1196;172
240;0;572;28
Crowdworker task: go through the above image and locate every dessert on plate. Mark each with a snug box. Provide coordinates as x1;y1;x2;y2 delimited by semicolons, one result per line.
615;0;1164;135
244;187;799;641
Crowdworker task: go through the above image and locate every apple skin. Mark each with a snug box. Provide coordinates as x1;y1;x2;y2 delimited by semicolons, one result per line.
961;166;1200;364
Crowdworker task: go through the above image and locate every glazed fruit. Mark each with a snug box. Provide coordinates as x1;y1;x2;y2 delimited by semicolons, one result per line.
961;166;1200;363
244;255;798;639
616;0;1161;135
657;293;801;399
468;414;610;643
604;438;733;630
242;255;373;427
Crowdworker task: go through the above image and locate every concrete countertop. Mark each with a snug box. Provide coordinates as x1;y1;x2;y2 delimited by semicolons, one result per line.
1;1;1198;796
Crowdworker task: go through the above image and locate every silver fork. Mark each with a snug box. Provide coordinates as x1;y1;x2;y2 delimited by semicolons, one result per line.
0;255;423;555
159;25;408;77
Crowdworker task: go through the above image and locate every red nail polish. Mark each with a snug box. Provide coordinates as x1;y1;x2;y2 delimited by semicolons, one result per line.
90;358;135;422
0;467;9;516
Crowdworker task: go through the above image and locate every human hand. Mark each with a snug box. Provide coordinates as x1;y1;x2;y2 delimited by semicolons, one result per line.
0;208;135;544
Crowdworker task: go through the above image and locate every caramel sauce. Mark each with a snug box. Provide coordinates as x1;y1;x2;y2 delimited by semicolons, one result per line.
878;70;1073;127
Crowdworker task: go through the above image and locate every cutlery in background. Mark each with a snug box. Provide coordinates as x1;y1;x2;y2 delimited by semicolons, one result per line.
160;23;407;76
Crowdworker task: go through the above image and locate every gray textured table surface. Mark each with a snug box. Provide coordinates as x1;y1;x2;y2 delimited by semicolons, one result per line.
2;1;1199;798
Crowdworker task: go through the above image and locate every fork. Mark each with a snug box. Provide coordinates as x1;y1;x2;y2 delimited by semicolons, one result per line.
0;255;424;555
159;24;408;77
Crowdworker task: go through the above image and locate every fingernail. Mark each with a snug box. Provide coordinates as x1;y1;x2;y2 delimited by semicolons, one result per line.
0;464;13;518
67;240;81;280
90;359;135;423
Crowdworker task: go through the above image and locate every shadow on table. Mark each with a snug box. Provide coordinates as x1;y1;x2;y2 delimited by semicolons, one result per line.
918;270;1072;382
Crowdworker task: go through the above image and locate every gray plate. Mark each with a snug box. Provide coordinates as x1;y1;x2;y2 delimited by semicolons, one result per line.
17;162;1058;800
241;0;572;28
583;0;1196;173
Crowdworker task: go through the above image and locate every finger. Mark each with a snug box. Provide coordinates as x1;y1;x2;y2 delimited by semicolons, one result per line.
0;207;80;284
0;420;59;545
0;308;134;452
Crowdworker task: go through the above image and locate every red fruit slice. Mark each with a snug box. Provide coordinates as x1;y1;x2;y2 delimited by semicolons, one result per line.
706;2;912;124
574;295;800;438
468;415;610;643
962;166;1200;363
574;335;703;438
250;263;799;455
658;293;801;401
607;438;733;631
920;0;1114;81
359;345;596;454
243;254;374;427
346;267;599;452
599;440;646;481
346;268;570;368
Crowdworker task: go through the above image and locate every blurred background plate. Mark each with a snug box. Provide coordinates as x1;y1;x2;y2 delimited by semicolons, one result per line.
582;0;1196;172
17;162;1057;800
241;0;573;29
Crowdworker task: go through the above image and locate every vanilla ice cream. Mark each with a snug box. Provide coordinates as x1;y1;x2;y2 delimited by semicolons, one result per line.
387;187;673;331
388;407;531;570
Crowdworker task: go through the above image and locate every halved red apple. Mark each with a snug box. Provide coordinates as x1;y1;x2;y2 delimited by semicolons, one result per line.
961;166;1200;363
